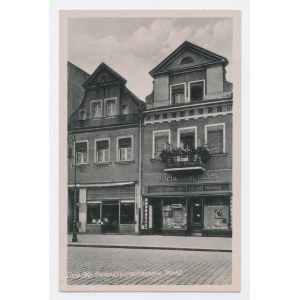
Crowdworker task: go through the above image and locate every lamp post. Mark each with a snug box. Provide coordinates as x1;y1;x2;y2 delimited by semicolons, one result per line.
69;133;78;242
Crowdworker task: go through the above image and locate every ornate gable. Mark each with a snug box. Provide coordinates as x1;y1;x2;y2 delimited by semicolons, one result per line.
149;41;228;77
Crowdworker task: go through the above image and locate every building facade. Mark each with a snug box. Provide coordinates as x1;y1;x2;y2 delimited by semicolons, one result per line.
68;63;145;234
140;41;233;237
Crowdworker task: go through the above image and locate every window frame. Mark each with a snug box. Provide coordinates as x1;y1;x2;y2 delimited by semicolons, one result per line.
90;100;103;119
177;126;198;149
74;140;89;165
104;97;117;117
169;83;187;105
188;80;205;102
78;109;87;120
121;104;129;115
152;129;171;159
116;135;134;162
204;123;226;154
94;138;110;163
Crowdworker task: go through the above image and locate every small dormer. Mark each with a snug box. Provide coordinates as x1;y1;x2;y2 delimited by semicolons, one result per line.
146;41;232;108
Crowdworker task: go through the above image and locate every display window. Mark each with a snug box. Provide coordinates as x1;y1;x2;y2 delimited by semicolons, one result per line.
162;198;187;230
120;202;135;224
87;203;101;224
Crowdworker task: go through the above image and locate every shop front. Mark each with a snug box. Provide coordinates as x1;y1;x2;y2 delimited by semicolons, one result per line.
71;184;138;234
141;171;232;237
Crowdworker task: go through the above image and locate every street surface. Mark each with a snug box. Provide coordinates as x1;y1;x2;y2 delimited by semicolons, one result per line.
67;247;232;285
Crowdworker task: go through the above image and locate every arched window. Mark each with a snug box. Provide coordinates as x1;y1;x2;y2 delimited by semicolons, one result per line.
180;56;194;65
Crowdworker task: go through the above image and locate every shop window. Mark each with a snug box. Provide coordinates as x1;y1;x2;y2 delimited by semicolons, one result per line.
204;205;229;229
171;84;185;104
95;139;110;163
178;127;196;150
121;104;128;115
120;202;135;224
87;203;101;224
75;141;88;164
105;99;116;117
153;130;170;158
79;109;87;120
118;137;133;161
90;100;102;118
162;199;187;230
205;124;225;154
189;81;204;102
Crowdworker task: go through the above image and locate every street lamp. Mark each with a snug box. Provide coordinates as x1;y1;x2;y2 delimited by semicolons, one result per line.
68;133;78;242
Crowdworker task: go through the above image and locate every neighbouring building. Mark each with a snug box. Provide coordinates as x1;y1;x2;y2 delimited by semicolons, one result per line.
67;61;90;119
68;62;145;234
140;41;233;237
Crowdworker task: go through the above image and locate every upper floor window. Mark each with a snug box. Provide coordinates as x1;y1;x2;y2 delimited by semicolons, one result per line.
105;99;116;117
180;56;194;65
189;81;205;102
205;124;225;154
75;141;88;165
79;109;87;120
170;84;185;104
153;130;170;158
118;137;133;161
178;127;197;150
90;100;102;118
95;139;110;163
99;74;108;83
121;104;128;115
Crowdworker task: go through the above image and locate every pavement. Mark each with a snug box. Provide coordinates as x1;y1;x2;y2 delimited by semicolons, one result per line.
67;234;232;252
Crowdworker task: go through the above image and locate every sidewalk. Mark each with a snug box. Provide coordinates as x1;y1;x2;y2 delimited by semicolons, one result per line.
67;234;232;252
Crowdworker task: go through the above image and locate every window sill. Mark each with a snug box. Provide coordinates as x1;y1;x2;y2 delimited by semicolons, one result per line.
115;160;135;165
72;163;90;167
93;162;111;167
209;153;228;157
150;158;162;162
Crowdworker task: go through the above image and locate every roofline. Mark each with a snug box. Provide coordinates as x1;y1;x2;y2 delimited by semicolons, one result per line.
149;41;228;77
82;62;127;89
67;61;90;77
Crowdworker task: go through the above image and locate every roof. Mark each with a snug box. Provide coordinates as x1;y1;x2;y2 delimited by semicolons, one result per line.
124;87;146;108
67;61;90;78
149;41;229;77
82;62;127;89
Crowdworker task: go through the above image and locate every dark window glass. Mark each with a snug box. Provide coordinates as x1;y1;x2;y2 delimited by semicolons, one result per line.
217;106;223;112
199;109;203;114
120;203;135;224
154;115;160;120
190;81;204;101
189;110;194;116
171;85;185;104
207;125;224;154
207;107;213;113
180;111;185;117
180;56;194;65
87;203;100;224
163;113;168;119
171;112;177;118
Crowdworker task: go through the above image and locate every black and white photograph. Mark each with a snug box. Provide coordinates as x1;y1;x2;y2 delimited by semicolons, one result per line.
59;10;241;292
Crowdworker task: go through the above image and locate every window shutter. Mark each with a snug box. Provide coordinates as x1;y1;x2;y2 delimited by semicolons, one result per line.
207;126;223;154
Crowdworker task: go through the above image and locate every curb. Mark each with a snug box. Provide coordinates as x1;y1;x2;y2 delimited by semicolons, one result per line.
67;243;232;253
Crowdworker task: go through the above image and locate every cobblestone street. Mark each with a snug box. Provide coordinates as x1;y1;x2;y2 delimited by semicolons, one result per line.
67;246;232;285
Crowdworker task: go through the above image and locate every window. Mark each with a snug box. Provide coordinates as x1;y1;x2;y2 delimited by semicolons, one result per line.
79;109;87;120
99;74;108;83
162;113;168;119
180;56;194;65
118;137;133;161
95;139;110;163
121;104;128;115
171;84;185;104
171;112;177;118
87;203;101;224
90;100;102;118
105;99;116;116
178;127;197;150
120;202;135;224
75;141;88;164
162;198;187;230
153;130;170;158
189;81;204;102
205;124;225;154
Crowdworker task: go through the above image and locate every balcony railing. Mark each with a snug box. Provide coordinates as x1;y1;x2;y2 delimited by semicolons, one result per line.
160;147;209;173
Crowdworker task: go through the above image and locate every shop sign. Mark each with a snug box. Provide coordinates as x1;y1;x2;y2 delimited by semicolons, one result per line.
157;172;217;183
171;204;182;209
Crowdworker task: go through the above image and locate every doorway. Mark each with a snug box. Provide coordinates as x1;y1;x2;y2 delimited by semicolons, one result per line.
191;198;203;234
101;202;119;233
150;200;162;233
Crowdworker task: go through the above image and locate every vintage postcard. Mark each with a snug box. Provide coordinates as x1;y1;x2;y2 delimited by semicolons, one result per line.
59;10;241;292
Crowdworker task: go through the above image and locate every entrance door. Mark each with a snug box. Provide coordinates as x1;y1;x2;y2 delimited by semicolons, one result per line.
101;202;119;233
151;200;162;233
191;198;202;234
